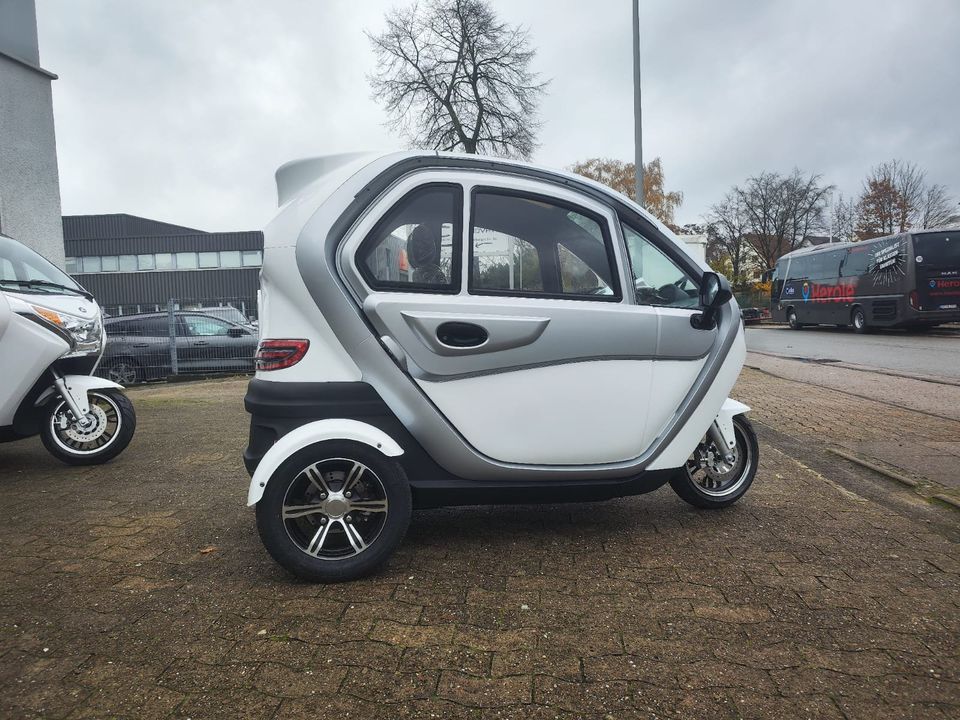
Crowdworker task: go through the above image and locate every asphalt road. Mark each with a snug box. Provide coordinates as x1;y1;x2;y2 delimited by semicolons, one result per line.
745;325;960;381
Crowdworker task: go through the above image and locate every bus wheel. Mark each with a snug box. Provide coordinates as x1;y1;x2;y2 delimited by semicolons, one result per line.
787;309;803;330
851;307;868;334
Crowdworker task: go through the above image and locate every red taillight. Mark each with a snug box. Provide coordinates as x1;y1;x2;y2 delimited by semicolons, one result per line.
255;339;309;371
909;290;919;309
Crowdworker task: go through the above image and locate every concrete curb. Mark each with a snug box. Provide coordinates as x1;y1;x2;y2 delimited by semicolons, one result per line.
932;494;960;511
826;448;920;488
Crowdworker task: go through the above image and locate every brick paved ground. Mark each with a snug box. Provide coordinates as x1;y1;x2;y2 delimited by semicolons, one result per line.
1;372;957;719
740;357;960;498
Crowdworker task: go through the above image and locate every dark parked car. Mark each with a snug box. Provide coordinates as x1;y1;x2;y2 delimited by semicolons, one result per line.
740;307;763;325
98;311;259;384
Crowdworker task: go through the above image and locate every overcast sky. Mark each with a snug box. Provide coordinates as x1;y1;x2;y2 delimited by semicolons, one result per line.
38;0;960;232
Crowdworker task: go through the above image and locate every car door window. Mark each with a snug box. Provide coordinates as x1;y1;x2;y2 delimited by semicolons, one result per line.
621;223;699;308
470;190;620;300
357;183;462;293
183;315;233;336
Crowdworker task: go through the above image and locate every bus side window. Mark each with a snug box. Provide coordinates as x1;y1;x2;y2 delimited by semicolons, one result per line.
787;256;809;281
841;247;871;277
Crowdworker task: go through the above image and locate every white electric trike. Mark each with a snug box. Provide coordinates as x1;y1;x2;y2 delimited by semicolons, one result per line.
245;152;757;582
1;233;136;465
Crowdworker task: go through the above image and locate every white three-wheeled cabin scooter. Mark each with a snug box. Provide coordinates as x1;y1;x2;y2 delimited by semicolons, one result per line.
245;152;757;582
1;233;136;464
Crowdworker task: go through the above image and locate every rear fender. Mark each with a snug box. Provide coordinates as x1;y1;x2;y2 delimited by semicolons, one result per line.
247;418;404;506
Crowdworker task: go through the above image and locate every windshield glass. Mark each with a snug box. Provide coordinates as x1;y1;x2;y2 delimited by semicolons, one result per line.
0;234;83;294
913;232;960;269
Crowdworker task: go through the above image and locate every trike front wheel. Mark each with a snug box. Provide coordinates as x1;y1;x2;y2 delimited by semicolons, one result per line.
40;389;136;465
670;415;758;509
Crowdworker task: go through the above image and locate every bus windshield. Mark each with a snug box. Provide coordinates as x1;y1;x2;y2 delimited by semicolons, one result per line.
914;232;959;268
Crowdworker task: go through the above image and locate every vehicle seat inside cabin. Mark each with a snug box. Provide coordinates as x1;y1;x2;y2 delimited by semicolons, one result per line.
407;224;446;285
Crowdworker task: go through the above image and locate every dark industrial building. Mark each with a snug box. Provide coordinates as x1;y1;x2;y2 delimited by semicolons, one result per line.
64;214;263;320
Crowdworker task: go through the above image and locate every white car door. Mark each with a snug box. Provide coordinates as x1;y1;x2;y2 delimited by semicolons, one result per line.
340;171;715;467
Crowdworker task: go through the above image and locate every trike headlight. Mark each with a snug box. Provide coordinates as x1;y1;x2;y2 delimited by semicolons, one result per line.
30;304;104;356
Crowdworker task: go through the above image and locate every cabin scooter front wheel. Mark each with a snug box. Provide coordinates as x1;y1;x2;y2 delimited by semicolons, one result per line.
41;389;136;465
256;441;412;582
670;415;758;509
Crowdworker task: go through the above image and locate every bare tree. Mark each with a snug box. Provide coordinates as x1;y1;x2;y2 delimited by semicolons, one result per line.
367;0;548;159
733;170;833;270
855;159;955;238
705;192;754;287
829;193;857;243
919;183;955;229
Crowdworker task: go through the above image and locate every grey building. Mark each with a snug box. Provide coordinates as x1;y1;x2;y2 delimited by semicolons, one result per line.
65;214;264;320
0;0;64;266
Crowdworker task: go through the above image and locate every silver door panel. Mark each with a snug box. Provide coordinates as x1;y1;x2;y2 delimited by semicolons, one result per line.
364;295;712;380
399;310;550;357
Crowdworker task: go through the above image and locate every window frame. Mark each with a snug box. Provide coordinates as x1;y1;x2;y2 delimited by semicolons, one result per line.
467;186;623;303
619;219;701;309
356;182;464;295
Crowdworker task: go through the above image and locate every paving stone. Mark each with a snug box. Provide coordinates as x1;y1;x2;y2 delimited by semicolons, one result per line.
0;373;956;718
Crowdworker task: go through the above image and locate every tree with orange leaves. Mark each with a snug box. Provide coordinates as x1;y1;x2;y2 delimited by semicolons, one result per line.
569;157;683;230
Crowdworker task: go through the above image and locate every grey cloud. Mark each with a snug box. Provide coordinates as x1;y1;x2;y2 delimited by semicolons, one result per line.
38;0;960;231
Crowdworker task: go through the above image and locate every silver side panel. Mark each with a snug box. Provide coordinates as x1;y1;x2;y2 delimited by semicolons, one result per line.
294;161;742;481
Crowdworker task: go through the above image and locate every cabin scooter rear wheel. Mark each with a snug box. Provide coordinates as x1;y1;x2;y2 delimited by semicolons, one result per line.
670;415;758;509
40;389;136;466
256;441;412;582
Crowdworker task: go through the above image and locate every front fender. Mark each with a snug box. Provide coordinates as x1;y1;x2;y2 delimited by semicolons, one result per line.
715;398;751;451
247;419;404;506
35;374;125;416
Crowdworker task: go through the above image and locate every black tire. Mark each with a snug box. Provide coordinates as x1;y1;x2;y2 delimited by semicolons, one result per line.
787;309;803;330
102;357;142;385
851;306;868;334
40;389;136;466
255;441;412;583
670;415;759;509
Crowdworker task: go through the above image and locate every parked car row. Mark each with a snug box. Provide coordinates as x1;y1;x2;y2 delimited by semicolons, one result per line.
98;311;259;384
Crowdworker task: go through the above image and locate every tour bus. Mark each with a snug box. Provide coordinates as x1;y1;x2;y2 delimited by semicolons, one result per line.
770;229;960;332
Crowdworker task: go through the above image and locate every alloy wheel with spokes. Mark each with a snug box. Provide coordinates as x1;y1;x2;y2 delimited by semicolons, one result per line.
40;389;137;465
105;358;141;385
282;458;389;560
669;415;759;509
256;441;412;583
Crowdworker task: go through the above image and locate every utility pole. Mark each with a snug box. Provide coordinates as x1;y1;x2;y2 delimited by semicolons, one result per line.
632;0;644;207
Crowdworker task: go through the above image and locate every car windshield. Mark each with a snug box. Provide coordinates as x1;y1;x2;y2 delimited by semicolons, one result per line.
913;231;960;269
204;307;248;324
0;234;85;295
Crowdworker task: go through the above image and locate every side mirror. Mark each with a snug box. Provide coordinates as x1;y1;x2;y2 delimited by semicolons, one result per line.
692;272;733;330
227;327;246;338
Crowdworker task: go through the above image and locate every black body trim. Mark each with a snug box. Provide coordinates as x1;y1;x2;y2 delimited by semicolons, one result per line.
243;378;675;508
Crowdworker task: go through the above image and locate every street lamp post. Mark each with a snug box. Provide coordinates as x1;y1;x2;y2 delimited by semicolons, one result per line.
633;0;644;207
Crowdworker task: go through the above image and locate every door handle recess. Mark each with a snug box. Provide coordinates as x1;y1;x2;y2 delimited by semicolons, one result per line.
192;341;209;346
436;321;488;348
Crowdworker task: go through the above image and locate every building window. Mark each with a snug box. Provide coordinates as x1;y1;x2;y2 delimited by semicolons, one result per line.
66;249;263;274
176;252;198;269
220;250;241;268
